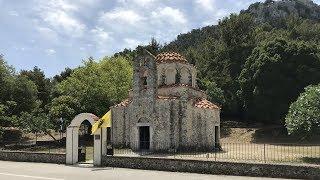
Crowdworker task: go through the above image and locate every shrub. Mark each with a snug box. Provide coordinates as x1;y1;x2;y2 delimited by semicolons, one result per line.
0;127;4;141
285;84;320;138
2;129;22;142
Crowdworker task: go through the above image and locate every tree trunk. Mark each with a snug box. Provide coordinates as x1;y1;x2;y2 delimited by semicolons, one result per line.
45;130;57;141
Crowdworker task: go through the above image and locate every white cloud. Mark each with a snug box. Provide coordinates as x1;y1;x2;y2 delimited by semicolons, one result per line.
202;9;229;25
124;38;142;49
2;0;276;77
118;0;157;7
35;0;86;37
96;4;189;53
36;27;59;42
8;11;19;16
100;9;143;25
43;10;85;37
91;27;110;41
52;0;78;11
134;0;156;6
90;27;113;54
196;0;216;11
45;49;56;55
151;7;187;24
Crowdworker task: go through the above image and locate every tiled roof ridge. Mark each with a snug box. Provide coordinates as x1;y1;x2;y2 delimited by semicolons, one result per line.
155;52;188;63
114;98;132;107
194;98;221;110
114;97;221;110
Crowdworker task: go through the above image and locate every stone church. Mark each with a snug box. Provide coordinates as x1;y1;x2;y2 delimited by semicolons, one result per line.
111;51;220;151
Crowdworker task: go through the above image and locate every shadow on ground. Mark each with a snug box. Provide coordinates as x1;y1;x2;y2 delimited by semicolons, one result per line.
251;126;320;145
220;126;231;138
301;157;320;165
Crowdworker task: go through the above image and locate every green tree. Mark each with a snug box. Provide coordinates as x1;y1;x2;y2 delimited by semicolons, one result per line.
0;102;18;127
114;38;162;63
56;56;132;117
144;37;161;55
49;95;81;126
0;55;15;104
1;55;39;128
20;67;52;107
0;127;3;141
285;84;320;138
52;68;73;84
20;111;56;141
196;14;256;117
199;79;225;106
0;56;18;127
239;38;320;123
11;75;38;115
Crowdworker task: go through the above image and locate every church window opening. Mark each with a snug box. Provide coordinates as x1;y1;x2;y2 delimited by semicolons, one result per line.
142;76;147;86
176;71;181;84
140;69;148;88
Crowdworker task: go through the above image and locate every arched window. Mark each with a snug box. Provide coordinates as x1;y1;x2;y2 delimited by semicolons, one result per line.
158;68;166;86
142;76;147;86
165;68;177;85
140;69;148;88
180;67;191;85
161;73;166;86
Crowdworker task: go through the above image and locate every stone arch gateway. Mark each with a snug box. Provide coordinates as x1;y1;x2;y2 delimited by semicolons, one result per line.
66;113;104;166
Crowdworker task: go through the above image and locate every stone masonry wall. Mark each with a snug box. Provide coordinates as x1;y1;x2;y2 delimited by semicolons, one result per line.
157;62;197;87
112;97;220;151
111;106;126;147
102;156;320;179
0;151;66;164
111;53;221;152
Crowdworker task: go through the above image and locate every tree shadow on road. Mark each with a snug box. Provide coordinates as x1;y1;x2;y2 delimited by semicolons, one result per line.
301;157;320;165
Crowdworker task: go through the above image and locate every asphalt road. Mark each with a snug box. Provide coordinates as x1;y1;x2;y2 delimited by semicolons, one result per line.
0;161;289;180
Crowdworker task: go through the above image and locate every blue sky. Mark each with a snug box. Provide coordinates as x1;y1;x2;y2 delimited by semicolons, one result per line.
1;0;319;77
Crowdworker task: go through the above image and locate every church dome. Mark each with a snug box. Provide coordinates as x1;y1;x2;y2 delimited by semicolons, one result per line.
155;52;188;63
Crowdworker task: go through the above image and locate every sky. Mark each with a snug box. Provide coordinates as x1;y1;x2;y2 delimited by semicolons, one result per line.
1;0;319;77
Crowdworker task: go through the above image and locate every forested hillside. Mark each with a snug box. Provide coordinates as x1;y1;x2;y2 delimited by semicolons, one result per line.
161;0;320;124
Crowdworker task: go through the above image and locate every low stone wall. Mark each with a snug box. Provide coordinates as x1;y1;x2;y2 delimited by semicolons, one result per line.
0;151;65;164
102;156;320;179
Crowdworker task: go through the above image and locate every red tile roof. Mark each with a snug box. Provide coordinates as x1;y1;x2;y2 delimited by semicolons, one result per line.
114;99;131;107
115;96;179;107
114;97;220;110
155;52;187;63
194;99;220;110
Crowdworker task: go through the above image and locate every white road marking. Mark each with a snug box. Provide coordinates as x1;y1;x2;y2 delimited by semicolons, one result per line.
0;172;64;180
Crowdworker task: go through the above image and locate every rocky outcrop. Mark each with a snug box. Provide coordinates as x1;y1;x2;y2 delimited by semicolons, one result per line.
243;0;320;23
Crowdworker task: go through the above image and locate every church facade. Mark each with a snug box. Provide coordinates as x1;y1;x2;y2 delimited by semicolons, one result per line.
111;51;220;151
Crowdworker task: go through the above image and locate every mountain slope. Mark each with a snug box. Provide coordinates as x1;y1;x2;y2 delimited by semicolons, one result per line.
115;0;320;124
164;0;320;53
243;0;320;23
